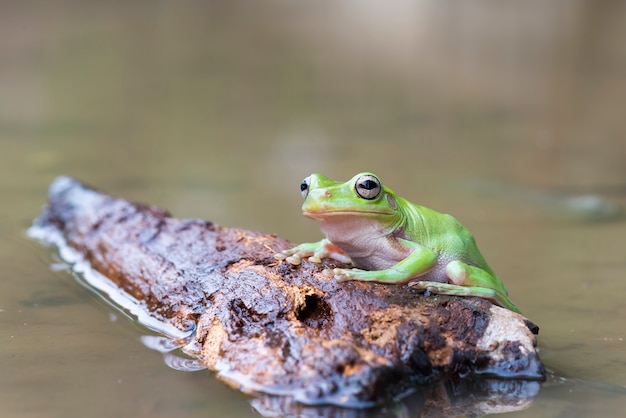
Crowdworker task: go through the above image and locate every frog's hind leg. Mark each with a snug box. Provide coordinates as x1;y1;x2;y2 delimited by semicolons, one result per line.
409;260;521;313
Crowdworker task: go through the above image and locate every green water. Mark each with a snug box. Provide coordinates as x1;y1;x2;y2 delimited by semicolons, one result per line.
2;2;626;417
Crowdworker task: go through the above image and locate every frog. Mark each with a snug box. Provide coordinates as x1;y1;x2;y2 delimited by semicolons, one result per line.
274;172;521;313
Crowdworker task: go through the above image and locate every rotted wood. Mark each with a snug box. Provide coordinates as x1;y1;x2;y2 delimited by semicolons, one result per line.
29;176;545;408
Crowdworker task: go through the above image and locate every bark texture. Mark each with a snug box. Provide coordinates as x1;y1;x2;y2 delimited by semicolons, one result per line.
29;176;544;407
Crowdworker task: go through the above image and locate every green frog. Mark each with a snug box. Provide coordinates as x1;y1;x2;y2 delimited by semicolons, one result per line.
274;172;520;313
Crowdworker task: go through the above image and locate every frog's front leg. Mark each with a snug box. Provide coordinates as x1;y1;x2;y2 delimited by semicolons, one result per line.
409;260;521;313
274;238;352;265
332;240;437;284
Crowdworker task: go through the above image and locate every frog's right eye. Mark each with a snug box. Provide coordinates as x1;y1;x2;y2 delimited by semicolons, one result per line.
355;174;381;200
300;176;311;199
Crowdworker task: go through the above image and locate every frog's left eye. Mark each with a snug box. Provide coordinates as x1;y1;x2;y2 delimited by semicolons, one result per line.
355;174;381;200
300;176;311;199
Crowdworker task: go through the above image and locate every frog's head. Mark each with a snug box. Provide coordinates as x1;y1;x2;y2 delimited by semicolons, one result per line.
299;172;399;220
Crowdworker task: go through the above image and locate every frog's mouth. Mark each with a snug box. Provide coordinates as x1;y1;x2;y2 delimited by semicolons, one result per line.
303;209;394;219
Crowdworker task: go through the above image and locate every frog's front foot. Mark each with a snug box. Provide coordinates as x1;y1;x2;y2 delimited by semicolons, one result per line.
273;247;306;265
274;239;352;266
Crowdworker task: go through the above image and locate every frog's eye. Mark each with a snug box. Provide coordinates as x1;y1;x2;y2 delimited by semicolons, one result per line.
300;176;311;199
355;174;381;200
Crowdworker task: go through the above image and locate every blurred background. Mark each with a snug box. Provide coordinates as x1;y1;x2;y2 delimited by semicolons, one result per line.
2;1;626;417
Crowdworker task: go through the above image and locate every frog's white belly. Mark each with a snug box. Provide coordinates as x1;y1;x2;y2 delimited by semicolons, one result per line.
319;216;450;283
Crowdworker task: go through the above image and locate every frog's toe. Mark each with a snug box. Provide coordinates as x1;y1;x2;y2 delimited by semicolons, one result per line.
322;268;335;278
330;252;353;264
333;269;353;282
308;255;322;263
409;281;449;296
408;281;428;291
274;252;288;260
285;255;302;265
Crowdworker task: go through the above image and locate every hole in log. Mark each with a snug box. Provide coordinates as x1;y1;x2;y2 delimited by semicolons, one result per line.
295;294;332;329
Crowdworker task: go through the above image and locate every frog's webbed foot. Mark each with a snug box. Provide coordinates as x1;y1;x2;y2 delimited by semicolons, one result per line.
409;280;496;299
408;267;521;314
409;280;518;312
274;239;352;266
273;246;307;265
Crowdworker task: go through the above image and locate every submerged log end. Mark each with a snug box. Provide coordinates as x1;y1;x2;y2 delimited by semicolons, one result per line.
29;176;545;408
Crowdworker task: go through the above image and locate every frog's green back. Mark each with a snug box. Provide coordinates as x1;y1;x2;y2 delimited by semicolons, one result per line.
396;196;497;276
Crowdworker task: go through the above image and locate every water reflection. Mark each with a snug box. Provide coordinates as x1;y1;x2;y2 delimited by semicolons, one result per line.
249;378;540;417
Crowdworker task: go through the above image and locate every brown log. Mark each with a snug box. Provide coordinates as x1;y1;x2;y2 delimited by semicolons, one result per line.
29;176;544;410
